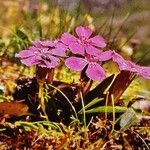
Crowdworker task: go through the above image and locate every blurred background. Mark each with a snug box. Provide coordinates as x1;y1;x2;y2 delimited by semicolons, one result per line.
0;0;150;97
0;0;149;64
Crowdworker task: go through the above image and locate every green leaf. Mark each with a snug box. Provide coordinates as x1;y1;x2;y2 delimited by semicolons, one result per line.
79;106;127;114
85;74;115;102
120;108;139;130
37;21;43;39
78;98;103;114
16;29;29;40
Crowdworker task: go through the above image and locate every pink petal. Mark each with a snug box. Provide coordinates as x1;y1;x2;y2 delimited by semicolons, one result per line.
89;35;106;48
21;56;40;66
114;56;139;72
41;40;54;47
33;40;54;47
98;50;113;61
86;63;106;81
40;55;60;68
51;42;68;57
112;51;124;61
118;61;150;80
28;46;39;51
65;57;87;71
51;48;67;57
61;33;77;45
125;61;139;72
86;45;102;56
55;42;68;50
112;51;150;80
69;42;85;55
137;66;150;79
33;41;42;47
112;51;127;69
15;50;36;58
121;62;150;80
113;51;141;71
112;51;138;71
76;26;92;39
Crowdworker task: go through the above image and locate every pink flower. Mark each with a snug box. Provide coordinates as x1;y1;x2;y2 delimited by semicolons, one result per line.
112;51;150;79
61;26;106;56
65;48;150;81
65;50;112;81
15;25;150;81
33;40;68;57
16;40;67;68
138;66;150;79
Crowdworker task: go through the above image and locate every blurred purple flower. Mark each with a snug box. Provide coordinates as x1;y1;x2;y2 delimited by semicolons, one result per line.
33;40;68;57
61;26;106;56
112;51;150;79
65;48;150;81
65;50;112;81
16;40;67;68
138;66;150;79
15;25;150;81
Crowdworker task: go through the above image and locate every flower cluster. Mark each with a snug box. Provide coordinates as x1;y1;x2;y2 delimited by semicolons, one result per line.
16;40;67;69
16;26;150;81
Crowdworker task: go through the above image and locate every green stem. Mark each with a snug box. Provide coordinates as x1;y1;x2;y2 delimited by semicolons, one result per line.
80;91;87;137
48;84;78;120
105;92;109;120
111;94;115;134
39;82;48;120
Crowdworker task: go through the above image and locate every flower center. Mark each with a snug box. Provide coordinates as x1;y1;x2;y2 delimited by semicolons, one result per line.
78;36;91;46
85;53;99;62
41;55;51;62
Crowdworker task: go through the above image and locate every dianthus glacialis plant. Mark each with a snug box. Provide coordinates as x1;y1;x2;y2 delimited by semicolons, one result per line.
16;26;150;81
16;40;67;69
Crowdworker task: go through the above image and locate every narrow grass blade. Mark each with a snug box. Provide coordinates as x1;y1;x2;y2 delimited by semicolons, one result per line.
83;106;127;114
80;91;87;136
112;13;130;41
78;98;103;114
119;31;136;49
48;84;78;120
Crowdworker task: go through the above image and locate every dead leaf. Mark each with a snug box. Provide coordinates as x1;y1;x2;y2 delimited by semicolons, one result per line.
0;101;29;117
